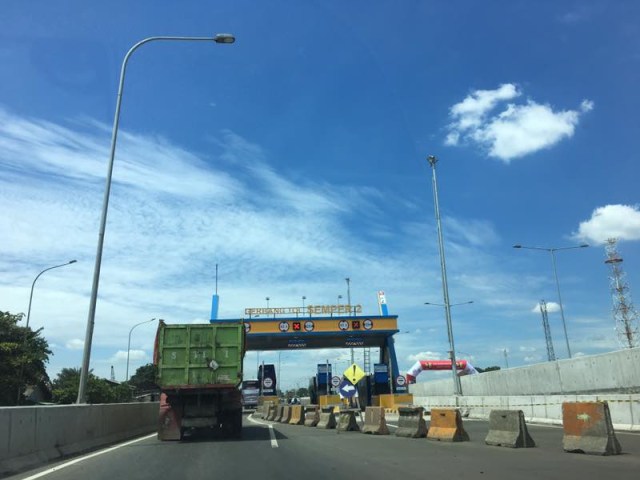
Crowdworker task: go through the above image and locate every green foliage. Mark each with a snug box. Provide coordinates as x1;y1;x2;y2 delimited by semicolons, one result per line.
128;363;158;392
0;311;52;405
52;367;130;404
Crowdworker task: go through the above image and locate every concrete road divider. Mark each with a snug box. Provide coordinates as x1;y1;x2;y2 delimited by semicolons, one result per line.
362;407;389;435
562;401;622;455
395;406;427;438
274;405;285;423
337;409;361;432
280;405;292;423
304;405;320;427
427;408;470;442
1;403;158;476
289;405;304;425
266;403;278;421
317;406;337;429
264;401;275;419
254;402;266;419
485;410;535;448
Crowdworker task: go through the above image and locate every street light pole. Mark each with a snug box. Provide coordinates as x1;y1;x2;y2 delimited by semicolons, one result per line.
513;243;589;359
17;259;77;404
427;155;462;396
345;277;354;364
126;318;157;382
77;33;235;404
25;260;77;328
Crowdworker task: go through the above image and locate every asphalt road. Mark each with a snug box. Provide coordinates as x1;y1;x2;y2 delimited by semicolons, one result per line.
6;413;640;480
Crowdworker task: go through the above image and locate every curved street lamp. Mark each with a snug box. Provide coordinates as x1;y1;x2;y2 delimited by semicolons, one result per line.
513;243;589;358
77;33;236;404
26;260;77;328
126;317;158;382
17;259;77;404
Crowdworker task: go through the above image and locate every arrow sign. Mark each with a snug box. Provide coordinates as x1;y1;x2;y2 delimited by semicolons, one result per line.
338;379;357;399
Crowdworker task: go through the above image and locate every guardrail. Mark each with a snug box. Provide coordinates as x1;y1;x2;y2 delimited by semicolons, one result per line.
0;402;159;476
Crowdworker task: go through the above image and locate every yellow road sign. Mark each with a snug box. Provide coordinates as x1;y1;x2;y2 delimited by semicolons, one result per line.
343;363;366;385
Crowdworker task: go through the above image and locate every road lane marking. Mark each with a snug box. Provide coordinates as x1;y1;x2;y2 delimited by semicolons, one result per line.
247;414;279;448
19;433;156;479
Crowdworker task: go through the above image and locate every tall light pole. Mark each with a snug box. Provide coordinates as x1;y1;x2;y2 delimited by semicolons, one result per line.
424;300;473;391
126;318;157;382
77;33;236;404
17;259;77;403
426;155;462;395
513;243;589;358
345;277;354;363
337;294;342;305
25;260;77;328
301;296;306;310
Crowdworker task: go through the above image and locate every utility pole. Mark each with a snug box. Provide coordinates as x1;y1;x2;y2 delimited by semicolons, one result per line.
427;155;462;396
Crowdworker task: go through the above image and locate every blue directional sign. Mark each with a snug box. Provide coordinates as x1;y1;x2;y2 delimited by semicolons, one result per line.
338;379;357;399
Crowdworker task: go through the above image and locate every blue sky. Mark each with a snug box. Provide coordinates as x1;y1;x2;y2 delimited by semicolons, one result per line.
2;1;640;390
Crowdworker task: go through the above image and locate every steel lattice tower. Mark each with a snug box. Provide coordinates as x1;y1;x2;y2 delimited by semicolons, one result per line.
539;300;556;361
605;238;639;348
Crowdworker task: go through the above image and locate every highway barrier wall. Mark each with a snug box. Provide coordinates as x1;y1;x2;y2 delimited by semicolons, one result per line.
410;394;640;431
409;348;640;431
0;402;159;476
410;347;640;396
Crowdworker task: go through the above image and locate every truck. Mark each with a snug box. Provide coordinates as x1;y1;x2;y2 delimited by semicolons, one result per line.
240;380;260;409
154;320;245;440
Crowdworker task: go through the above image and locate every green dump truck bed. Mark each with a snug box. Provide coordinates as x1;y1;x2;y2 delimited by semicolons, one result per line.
154;321;245;389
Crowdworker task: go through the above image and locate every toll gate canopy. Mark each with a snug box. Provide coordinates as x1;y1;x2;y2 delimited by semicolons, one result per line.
214;304;402;390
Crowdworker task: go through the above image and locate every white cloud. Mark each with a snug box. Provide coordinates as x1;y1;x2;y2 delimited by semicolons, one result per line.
110;350;147;362
65;339;84;350
519;346;536;352
407;351;442;362
531;302;561;313
523;355;542;363
445;84;593;162
573;204;640;245
447;83;520;133
444;217;500;247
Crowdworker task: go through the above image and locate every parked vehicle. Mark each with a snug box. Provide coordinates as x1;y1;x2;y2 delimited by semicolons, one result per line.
154;320;245;440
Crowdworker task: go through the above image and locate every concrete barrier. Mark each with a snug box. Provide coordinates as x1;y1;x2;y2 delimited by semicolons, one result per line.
337;409;360;432
280;405;292;423
427;408;469;442
362;407;389;435
485;410;535;448
266;403;278;421
304;405;320;427
274;405;285;423
316;406;337;429
0;403;158;477
410;348;640;397
562;401;622;455
409;394;640;432
395;406;427;438
289;405;304;425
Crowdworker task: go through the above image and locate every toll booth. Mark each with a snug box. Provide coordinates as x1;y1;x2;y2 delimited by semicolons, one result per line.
212;303;404;395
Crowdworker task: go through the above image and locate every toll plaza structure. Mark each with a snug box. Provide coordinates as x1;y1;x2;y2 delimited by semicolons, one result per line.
215;303;406;395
